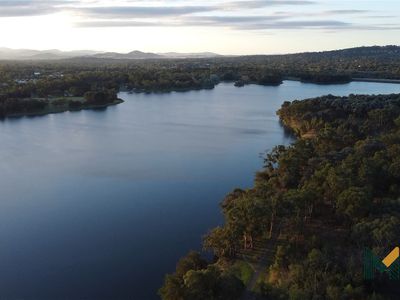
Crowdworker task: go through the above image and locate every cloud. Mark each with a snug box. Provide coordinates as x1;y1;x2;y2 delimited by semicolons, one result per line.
0;0;77;17
0;0;74;5
0;0;316;18
223;0;316;9
76;16;400;32
363;15;396;19
185;18;352;30
326;9;369;14
75;15;287;28
69;2;374;30
1;0;399;34
76;20;164;27
272;9;370;18
0;7;52;17
243;20;351;30
189;15;288;24
74;1;317;19
76;5;216;18
75;17;351;30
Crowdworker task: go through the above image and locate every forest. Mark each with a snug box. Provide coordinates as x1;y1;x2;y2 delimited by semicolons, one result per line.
0;46;400;117
159;93;400;299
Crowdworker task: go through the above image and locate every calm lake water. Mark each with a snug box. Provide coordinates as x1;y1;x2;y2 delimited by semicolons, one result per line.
0;81;399;300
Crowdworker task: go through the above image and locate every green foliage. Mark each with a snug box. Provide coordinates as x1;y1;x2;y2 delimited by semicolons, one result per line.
159;252;244;300
229;260;254;285
336;187;372;220
84;90;117;105
175;251;208;277
187;92;400;299
182;266;244;300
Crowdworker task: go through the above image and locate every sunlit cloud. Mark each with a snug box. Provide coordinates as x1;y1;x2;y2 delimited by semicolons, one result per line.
0;0;399;54
222;0;316;9
75;5;216;18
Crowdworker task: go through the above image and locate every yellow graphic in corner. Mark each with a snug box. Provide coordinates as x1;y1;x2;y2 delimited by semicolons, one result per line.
364;247;400;280
382;247;400;268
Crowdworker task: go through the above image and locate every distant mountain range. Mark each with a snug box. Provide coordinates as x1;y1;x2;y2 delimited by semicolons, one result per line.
2;45;399;61
0;48;222;60
0;48;100;60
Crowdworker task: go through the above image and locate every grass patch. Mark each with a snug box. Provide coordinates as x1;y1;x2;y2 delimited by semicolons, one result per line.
230;260;254;285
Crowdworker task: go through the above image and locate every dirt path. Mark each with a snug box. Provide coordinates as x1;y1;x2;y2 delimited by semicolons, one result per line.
241;231;281;300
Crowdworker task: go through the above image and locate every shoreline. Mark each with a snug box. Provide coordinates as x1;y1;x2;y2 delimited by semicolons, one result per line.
3;99;124;119
284;76;400;85
3;76;400;119
352;77;400;84
125;76;400;95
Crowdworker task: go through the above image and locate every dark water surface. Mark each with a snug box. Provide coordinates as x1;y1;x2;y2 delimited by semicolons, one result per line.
0;81;399;299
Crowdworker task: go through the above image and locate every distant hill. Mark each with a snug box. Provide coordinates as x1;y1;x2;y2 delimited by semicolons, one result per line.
92;50;164;60
281;45;400;60
0;45;399;61
0;48;100;60
160;52;222;59
315;45;400;58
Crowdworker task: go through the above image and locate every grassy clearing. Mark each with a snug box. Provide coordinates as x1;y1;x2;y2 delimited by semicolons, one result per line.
230;260;254;286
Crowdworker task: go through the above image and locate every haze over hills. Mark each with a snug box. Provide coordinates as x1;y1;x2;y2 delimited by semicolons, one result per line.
1;45;399;61
0;48;100;60
0;48;223;60
92;50;163;60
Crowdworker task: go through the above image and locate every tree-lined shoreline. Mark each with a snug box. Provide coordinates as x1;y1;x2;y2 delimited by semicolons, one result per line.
160;92;400;300
1;46;400;118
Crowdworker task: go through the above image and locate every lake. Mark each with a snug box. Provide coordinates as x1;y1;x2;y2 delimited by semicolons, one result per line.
0;81;399;300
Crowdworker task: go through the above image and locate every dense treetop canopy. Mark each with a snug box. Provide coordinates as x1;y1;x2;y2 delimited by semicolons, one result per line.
160;91;400;299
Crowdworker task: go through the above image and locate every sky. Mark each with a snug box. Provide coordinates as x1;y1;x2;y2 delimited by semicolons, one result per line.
0;0;400;55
